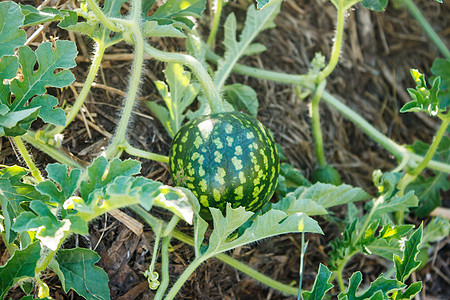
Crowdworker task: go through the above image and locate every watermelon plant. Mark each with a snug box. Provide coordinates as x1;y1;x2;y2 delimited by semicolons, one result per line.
0;0;449;299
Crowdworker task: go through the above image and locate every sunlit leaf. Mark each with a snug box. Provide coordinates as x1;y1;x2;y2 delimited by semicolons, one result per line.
0;241;41;299
338;272;404;300
0;1;26;58
394;224;423;283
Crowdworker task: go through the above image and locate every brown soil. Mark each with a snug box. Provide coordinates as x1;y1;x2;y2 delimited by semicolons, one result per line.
1;0;449;299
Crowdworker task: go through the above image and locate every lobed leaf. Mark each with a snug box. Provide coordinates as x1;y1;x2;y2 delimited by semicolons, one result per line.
431;58;449;109
302;264;334;300
205;204;322;255
20;4;64;26
273;183;369;216
0;241;41;300
50;248;110;300
223;84;259;116
0;166;48;244
394;224;423;283
361;0;388;11
338;272;404;300
214;3;281;89
0;1;26;58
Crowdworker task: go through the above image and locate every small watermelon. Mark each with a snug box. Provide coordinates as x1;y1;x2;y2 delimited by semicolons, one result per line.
169;111;280;218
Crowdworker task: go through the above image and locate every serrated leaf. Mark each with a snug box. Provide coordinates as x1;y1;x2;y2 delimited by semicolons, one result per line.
148;63;200;137
0;1;26;58
302;264;333;300
12;200;88;250
338;272;404;300
79;157;141;203
273;183;369;216
36;163;81;206
421;217;450;248
0;166;48;244
394;224;423;283
151;0;206;19
396;282;422;300
205;204;322;255
51;248;110;300
1;41;76;136
20;4;64;26
242;43;267;56
372;191;418;219
223;84;259;116
0;241;41;299
143;20;186;38
256;0;283;10
361;0;388;11
214;3;281;89
431;58;450;109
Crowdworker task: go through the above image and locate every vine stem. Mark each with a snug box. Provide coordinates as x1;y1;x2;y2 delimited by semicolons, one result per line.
317;1;346;82
12;136;44;182
311;80;327;167
207;0;223;49
123;141;169;163
395;116;450;223
154;235;171;299
22;131;86;170
203;54;450;174
104;2;144;159
143;43;224;113
401;0;450;59
48;41;106;136
130;206;299;296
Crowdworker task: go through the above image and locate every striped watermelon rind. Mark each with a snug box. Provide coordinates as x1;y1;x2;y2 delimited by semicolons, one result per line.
169;111;280;219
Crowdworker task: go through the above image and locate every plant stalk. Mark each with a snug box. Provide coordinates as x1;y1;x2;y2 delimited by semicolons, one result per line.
311;81;327;167
49;42;106;136
123;141;169;163
400;0;450;59
154;235;171;299
105;7;144;159
22;131;86;170
12;136;44;182
143;43;224;113
207;0;223;48
317;2;346;82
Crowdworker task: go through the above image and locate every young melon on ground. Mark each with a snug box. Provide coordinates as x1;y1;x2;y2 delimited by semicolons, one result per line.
169;111;280;218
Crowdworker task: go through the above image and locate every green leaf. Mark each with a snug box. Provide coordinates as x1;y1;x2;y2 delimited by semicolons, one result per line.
396;282;422;300
20;4;64;26
79;157;141;203
36;163;81;206
256;0;283;10
400;69;444;116
214;3;281;89
0;1;26;58
302;264;333;300
421;217;450;248
361;0;388;11
151;0;206;19
371;191;419;219
338;272;404;300
223;84;259;116
0;241;41;299
12;199;88;250
205;204;322;255
1;41;76;136
394;224;423;283
147;63;200;137
143;20;186;38
0;166;48;244
273;183;369;216
431;58;450;109
51;248;110;300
